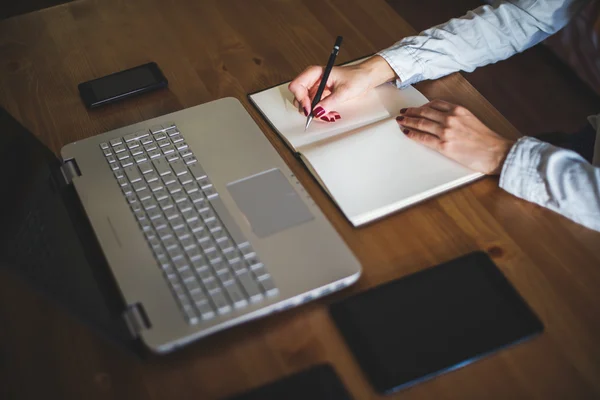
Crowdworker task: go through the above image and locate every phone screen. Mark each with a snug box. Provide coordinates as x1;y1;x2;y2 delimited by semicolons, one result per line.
79;63;167;108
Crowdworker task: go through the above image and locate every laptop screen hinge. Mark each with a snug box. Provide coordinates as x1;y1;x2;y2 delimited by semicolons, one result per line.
123;303;151;338
60;159;81;185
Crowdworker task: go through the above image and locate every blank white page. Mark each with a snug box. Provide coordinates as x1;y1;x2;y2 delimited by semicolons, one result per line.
301;119;482;226
249;81;429;150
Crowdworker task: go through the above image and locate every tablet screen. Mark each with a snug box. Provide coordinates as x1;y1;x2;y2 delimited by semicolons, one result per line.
329;251;543;394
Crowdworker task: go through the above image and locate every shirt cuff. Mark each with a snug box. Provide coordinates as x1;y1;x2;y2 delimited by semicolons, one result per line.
499;136;551;204
377;40;427;89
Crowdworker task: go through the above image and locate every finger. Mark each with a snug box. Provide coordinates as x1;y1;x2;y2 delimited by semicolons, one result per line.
401;106;446;124
426;99;456;112
289;66;324;115
401;127;442;152
329;111;341;120
292;98;304;115
318;113;338;122
396;115;443;138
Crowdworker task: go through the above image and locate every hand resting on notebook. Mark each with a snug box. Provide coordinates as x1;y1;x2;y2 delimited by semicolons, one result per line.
395;100;515;175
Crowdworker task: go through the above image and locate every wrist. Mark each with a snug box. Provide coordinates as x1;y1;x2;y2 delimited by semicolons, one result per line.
358;55;397;90
491;137;516;175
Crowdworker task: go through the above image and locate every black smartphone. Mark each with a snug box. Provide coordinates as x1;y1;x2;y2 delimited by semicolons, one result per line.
329;251;543;394
224;364;352;400
78;62;168;108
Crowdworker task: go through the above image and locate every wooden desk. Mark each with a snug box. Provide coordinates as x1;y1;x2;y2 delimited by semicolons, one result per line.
1;0;599;399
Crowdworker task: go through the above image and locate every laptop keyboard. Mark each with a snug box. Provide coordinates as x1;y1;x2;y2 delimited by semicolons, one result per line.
100;123;278;325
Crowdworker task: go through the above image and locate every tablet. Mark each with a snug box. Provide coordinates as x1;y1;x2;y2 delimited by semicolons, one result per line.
329;251;543;394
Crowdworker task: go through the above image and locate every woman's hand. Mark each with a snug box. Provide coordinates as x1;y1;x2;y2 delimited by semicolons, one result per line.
396;100;516;174
288;55;396;122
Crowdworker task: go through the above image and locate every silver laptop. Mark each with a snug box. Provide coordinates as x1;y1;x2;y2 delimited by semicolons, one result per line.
56;97;361;353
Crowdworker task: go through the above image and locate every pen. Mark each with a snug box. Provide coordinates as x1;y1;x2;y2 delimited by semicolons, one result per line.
305;35;343;131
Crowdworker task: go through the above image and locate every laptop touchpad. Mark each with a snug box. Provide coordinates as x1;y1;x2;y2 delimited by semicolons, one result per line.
227;168;314;238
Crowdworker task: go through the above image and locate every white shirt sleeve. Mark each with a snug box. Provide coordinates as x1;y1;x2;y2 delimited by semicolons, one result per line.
499;136;600;232
377;0;587;88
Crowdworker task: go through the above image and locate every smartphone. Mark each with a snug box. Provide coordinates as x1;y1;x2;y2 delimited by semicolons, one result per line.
224;364;352;400
78;62;168;108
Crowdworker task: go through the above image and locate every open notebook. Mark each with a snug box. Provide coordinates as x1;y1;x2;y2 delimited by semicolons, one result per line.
248;79;482;227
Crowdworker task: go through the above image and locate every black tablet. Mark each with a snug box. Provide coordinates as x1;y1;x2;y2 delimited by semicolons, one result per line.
329;251;543;394
224;364;352;400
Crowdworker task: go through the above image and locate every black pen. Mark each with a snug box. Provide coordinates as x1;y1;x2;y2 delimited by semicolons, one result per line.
305;36;343;131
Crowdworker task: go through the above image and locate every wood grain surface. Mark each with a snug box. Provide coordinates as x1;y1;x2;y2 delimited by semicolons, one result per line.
1;0;599;399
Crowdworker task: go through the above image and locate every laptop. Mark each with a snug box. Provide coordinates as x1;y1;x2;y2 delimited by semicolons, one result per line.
0;97;361;354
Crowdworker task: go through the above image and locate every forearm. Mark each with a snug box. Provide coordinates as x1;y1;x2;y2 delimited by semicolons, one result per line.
500;137;600;232
377;0;586;88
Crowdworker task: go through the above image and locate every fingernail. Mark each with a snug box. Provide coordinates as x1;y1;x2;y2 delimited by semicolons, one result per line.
304;108;309;116
320;116;329;121
314;107;325;117
396;116;404;121
403;129;410;134
400;108;407;114
335;115;341;119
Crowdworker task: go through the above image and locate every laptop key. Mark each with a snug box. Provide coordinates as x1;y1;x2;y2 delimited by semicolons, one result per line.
159;198;174;210
153;217;169;231
197;302;215;320
224;283;249;309
237;271;263;302
211;290;232;315
166;153;180;162
191;290;208;305
204;278;220;293
124;165;142;183
162;145;176;155
149;181;163;193
188;162;207;180
126;194;138;204
132;180;147;192
144;171;159;183
124;130;148;142
167;182;182;194
138;161;153;175
166;127;179;137
172;192;187;203
148;149;162;159
260;276;279;297
175;141;188;150
150;124;164;135
171;135;184;143
196;267;213;281
152;157;171;176
162;174;177;186
170;159;188;176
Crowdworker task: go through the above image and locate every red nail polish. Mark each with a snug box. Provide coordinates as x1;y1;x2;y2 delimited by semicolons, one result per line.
304;108;309;116
396;116;404;121
320;116;329;121
403;129;410;134
400;108;407;114
335;115;341;119
314;107;325;117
